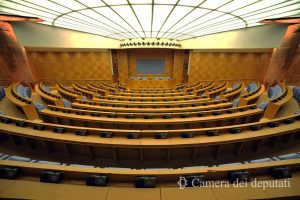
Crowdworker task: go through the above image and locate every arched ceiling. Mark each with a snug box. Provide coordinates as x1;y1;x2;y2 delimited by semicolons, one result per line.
0;0;300;41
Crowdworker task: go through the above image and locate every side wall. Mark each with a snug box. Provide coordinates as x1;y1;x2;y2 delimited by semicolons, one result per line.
11;22;120;49
182;24;288;49
188;50;272;84
26;48;113;85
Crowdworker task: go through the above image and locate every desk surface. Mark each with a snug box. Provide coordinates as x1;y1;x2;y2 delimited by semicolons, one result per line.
40;108;262;124
1;114;298;147
71;102;233;113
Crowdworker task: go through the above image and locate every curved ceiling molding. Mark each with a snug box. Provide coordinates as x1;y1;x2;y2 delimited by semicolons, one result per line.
0;0;299;41
120;38;181;48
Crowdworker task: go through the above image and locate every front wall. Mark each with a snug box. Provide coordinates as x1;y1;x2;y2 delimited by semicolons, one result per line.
26;50;112;85
117;49;129;84
189;51;272;84
172;50;185;83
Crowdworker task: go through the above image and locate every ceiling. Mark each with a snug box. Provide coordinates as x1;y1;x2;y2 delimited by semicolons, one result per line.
0;0;300;41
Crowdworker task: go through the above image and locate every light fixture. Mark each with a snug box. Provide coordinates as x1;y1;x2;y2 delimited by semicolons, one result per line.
0;0;299;41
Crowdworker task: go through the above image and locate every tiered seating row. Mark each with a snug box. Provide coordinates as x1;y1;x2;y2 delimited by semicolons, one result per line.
220;82;245;101
39;105;263;130
5;84;39;120
35;83;64;107
0;158;299;187
0;113;299;166
75;98;228;109
56;84;82;102
45;104;259;121
71;100;233;113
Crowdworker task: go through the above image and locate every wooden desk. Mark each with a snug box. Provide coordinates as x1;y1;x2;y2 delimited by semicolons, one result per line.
0;154;299;182
71;101;233;113
220;82;245;101
39;107;263;130
5;84;39;120
90;97;213;106
0;113;299;165
126;79;176;89
56;84;82;102
239;83;265;106
87;84;108;96
116;91;185;97
100;94;201;101
92;83;117;93
46;104;258;121
205;82;228;99
195;82;215;95
72;83;96;99
77;98;227;108
264;85;293;119
1;175;300;200
34;84;64;107
185;82;203;93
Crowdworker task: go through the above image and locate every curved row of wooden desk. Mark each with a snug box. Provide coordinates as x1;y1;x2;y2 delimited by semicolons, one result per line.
220;82;245;101
185;82;203;92
0;158;299;185
5;84;39;120
195;82;215;95
39;105;263;130
90;96;213;106
56;84;83;102
71;101;233;113
76;98;228;109
86;84;109;95
0;113;299;166
205;82;228;99
100;93;200;101
264;84;293;119
45;104;259;121
129;87;179;92
34;83;64;107
72;83;98;99
91;83;117;93
116;91;185;97
239;83;265;106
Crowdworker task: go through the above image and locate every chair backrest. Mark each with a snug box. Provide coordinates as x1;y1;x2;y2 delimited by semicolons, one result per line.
63;98;71;108
0;87;5;98
247;82;257;93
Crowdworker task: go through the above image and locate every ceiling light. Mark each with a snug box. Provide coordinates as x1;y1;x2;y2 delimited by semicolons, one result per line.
0;0;299;41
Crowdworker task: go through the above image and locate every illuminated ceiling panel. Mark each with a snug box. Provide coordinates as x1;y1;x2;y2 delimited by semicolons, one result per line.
0;0;299;41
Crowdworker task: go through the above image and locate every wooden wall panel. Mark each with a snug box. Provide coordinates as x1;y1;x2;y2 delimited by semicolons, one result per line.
188;51;272;84
26;50;112;85
127;49;174;77
117;49;129;84
172;50;185;83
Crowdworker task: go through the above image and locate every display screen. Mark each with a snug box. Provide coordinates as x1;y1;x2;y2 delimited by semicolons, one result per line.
136;59;165;74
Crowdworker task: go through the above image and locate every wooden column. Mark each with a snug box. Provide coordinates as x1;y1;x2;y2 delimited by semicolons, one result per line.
0;21;37;85
262;19;300;85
